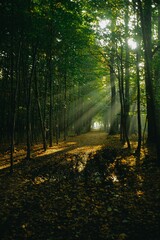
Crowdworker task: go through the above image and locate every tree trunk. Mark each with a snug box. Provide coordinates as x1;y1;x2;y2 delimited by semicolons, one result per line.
136;49;142;152
124;1;130;135
137;0;155;142
26;44;37;160
109;18;117;135
119;46;131;148
49;55;53;147
63;67;67;141
55;80;59;144
43;69;48;145
154;2;160;163
10;3;14;172
137;0;160;163
109;55;117;134
35;68;47;151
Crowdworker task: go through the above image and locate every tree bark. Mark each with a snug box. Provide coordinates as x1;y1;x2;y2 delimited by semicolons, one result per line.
49;55;53;147
124;1;130;134
137;0;155;142
10;2;14;172
137;0;160;163
26;44;38;160
109;55;117;134
35;68;47;151
109;18;117;135
136;49;142;152
63;65;67;141
119;46;131;148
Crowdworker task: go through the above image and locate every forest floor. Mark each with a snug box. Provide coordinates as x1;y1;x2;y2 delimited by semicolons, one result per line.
0;131;160;240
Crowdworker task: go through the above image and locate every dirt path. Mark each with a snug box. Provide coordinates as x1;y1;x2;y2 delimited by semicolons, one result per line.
0;131;160;240
68;131;108;146
66;131;109;154
0;131;116;170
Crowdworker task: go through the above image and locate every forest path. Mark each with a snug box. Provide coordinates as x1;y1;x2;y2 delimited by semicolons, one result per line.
0;131;122;170
0;132;160;240
65;131;111;154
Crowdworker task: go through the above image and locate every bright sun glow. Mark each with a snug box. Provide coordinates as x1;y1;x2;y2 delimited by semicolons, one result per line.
128;38;137;50
99;19;110;29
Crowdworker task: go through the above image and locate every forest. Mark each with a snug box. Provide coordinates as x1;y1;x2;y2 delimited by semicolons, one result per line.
0;0;160;239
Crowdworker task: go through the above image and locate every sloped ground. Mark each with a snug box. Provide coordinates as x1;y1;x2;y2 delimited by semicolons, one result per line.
0;132;160;240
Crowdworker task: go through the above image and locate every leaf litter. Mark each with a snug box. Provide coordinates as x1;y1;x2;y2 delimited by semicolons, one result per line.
0;132;160;240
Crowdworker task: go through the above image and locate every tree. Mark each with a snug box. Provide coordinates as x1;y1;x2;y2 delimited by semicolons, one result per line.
136;0;160;162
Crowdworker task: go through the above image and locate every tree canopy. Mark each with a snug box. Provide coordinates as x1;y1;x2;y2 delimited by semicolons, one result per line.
1;0;160;166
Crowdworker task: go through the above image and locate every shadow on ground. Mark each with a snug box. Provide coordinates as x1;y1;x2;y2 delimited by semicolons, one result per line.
0;133;160;240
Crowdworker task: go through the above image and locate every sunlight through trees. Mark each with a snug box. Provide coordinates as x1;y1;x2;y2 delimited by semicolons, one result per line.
1;1;160;240
0;0;160;167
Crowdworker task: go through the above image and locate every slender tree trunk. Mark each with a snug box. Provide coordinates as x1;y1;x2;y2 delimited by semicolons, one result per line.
109;56;117;134
63;68;67;141
49;55;53;147
43;70;48;144
10;3;14;172
109;18;117;134
35;68;47;151
134;10;142;153
9;3;23;172
118;62;124;141
124;1;130;134
136;49;142;152
75;83;81;135
10;42;22;173
119;46;130;148
26;44;37;160
55;80;59;144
